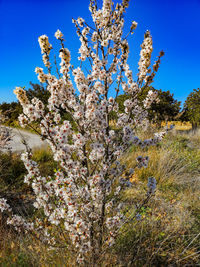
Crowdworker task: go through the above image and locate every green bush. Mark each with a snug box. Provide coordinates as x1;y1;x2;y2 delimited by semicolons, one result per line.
0;147;57;191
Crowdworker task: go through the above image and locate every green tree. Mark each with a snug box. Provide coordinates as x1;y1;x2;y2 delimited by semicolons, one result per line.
0;101;22;126
148;89;181;126
113;88;181;127
26;82;49;104
183;88;200;130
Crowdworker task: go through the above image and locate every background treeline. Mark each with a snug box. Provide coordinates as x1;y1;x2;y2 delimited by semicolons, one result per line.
0;82;199;129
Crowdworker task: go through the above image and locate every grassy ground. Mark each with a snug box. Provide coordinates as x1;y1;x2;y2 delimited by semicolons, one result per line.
117;128;200;266
0;128;200;266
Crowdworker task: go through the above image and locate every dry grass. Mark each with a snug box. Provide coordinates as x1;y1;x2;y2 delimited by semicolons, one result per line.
0;128;200;266
161;121;192;131
117;129;200;266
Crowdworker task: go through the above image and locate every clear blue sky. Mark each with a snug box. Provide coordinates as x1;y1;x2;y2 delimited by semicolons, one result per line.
0;0;199;104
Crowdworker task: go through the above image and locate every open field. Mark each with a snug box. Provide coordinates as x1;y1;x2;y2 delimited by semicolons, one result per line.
0;128;199;266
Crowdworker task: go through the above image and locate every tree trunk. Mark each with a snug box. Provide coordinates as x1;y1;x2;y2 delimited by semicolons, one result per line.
192;122;197;131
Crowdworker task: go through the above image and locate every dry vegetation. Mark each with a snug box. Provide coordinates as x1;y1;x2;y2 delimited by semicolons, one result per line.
0;126;200;266
162;121;192;131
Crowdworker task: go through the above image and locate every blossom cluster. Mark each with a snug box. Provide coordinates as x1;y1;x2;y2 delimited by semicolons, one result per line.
7;215;34;233
138;31;153;83
147;177;157;194
0;198;11;212
38;35;52;69
143;90;158;109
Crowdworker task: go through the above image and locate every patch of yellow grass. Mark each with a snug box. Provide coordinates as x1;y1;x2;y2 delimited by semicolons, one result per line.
161;121;192;131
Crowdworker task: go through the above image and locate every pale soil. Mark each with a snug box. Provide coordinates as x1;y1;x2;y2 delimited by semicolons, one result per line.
1;127;47;152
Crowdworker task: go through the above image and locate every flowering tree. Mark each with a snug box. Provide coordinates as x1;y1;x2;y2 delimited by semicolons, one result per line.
0;0;172;265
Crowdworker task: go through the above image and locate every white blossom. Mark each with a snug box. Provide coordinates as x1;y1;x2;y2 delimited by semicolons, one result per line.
55;29;63;39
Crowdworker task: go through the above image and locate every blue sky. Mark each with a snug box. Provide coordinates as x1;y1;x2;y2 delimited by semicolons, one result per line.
0;0;200;104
